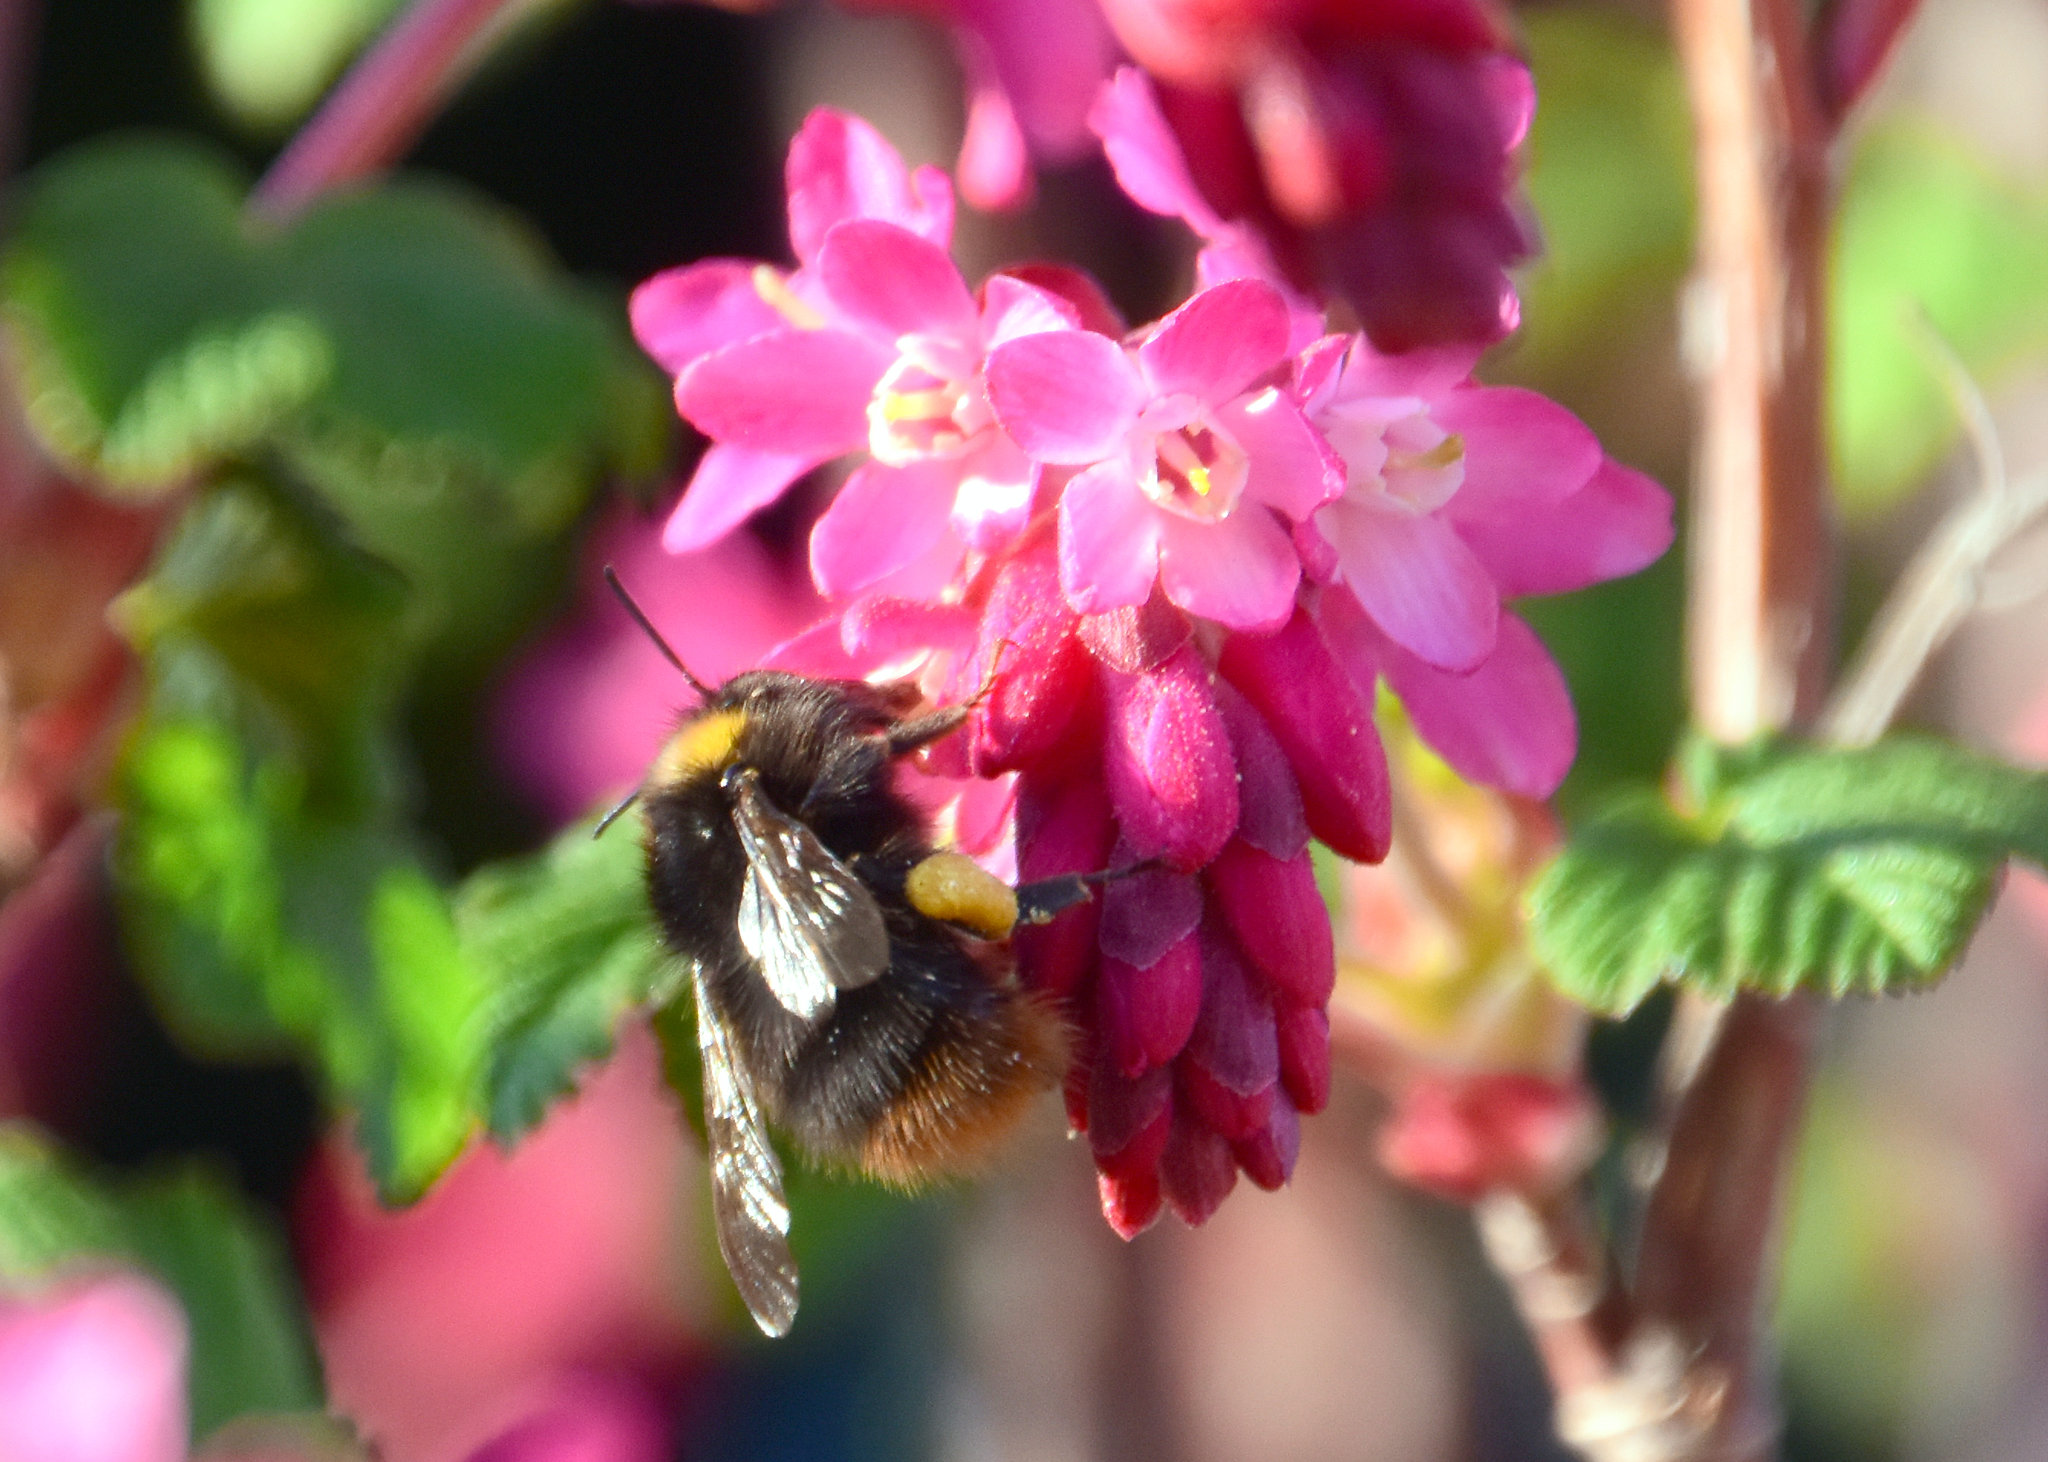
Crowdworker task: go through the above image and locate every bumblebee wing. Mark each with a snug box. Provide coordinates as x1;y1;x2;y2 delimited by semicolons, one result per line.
695;968;800;1337
730;771;890;1019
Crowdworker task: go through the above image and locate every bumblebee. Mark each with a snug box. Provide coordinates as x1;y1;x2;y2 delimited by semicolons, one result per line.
602;571;1092;1337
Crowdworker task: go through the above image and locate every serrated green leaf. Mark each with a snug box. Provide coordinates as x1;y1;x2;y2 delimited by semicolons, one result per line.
3;137;668;653
1529;734;2048;1013
0;1127;323;1440
456;818;675;1143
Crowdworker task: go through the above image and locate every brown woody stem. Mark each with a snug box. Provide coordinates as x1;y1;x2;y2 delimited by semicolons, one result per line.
251;0;522;220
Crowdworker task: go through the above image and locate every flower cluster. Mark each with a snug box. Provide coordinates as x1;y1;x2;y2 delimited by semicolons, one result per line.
630;86;1670;1233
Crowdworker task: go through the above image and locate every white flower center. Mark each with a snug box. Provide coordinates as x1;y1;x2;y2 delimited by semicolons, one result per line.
868;335;989;465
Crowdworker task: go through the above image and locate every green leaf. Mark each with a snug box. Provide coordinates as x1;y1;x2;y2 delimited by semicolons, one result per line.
192;0;405;134
1832;123;2048;517
457;818;676;1142
3;137;669;651
115;716;491;1201
0;1127;324;1440
1528;734;2048;1013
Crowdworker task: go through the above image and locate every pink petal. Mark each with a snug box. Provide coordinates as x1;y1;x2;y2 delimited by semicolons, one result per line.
1291;334;1354;416
1160;1117;1239;1225
1213;390;1344;520
1014;771;1117;998
979;274;1080;350
1217;608;1391;863
1098;645;1240;871
629;261;784;375
1205;840;1335;1006
1383;611;1579;799
987;330;1146;462
1320;497;1499;672
950;434;1038;551
0;1273;189;1462
1098;932;1203;1076
840;593;978;663
958;72;1034;211
1193;227;1326;352
661;444;822;553
809;457;960;597
1088;66;1223;234
1059;462;1164;614
995;264;1125;336
675;329;890;456
785;108;953;266
815;220;978;340
1137;280;1290;405
1434;387;1603;517
1212;682;1308;860
1456;458;1675;599
761;615;872;677
1155;507;1300;632
1332;334;1484;402
1276;1002;1331;1114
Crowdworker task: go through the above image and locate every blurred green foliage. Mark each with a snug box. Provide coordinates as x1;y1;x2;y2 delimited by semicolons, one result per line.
0;1126;324;1440
1832;123;2048;518
191;0;405;134
1528;733;2048;1013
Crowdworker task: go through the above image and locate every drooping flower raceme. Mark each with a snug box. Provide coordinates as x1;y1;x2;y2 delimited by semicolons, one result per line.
632;93;1672;1235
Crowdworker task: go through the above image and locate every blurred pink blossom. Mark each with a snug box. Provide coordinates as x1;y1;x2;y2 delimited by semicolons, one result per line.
0;1271;188;1462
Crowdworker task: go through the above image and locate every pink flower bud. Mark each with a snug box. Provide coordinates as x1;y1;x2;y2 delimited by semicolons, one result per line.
1233;1098;1301;1190
1276;1002;1332;1114
1218;607;1390;862
1212;681;1308;859
1014;772;1117;997
1205;839;1335;1005
1159;1116;1238;1225
1099;645;1239;870
968;542;1091;774
1097;932;1203;1076
1099;1166;1164;1239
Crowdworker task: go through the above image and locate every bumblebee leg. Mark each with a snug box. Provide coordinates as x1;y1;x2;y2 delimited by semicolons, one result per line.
1014;859;1163;926
885;702;972;756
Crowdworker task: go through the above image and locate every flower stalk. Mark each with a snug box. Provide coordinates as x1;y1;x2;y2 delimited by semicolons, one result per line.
251;0;524;220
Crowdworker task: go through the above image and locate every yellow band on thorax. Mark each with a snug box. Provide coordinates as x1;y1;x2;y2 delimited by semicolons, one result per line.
651;708;746;787
904;852;1018;940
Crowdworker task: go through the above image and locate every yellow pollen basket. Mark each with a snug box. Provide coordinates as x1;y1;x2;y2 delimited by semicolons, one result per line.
651;709;746;787
904;852;1020;941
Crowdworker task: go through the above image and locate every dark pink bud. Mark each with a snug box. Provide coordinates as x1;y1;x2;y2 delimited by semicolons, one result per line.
1218;607;1390;863
1077;590;1191;673
1099;1166;1164;1239
995;264;1128;337
1377;1074;1603;1203
1087;1063;1173;1162
1014;771;1117;998
1160;1116;1238;1225
1205;840;1334;1006
1212;681;1308;860
1097;860;1203;969
1814;0;1923;122
1100;646;1239;871
1097;933;1203;1076
1234;1098;1301;1191
1183;927;1280;1102
968;542;1092;775
1179;1064;1275;1142
1276;1002;1331;1115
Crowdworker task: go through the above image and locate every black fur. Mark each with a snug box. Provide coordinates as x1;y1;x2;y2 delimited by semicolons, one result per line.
641;671;1017;1155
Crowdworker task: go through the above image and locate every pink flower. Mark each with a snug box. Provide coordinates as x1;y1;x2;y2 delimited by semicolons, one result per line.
985;279;1340;631
0;1272;188;1462
629;108;958;554
1089;13;1535;352
1295;333;1674;798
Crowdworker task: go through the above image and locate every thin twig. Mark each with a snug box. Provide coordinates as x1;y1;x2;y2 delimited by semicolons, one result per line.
250;0;524;220
1819;324;2048;747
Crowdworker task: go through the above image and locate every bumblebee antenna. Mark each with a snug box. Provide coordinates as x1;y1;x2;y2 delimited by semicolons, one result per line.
592;787;641;839
604;565;714;700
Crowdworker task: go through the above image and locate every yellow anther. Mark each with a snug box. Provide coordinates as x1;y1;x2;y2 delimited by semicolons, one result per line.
751;265;826;330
